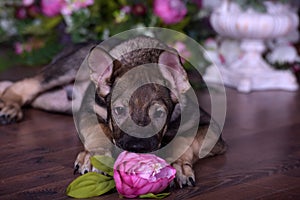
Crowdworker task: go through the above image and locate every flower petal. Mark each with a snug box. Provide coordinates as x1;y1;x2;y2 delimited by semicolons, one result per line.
114;151;176;197
120;170;133;186
156;166;176;180
114;171;125;194
120;182;139;198
114;151;127;167
136;182;154;195
149;181;163;194
132;176;148;188
124;160;138;173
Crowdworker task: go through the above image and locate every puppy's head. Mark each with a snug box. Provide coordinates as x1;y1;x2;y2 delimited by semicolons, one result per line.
87;44;191;153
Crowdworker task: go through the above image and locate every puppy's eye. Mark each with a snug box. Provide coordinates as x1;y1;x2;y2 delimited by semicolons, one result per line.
114;106;125;115
153;109;165;118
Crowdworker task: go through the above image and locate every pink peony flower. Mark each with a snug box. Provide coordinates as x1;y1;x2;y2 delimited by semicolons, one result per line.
41;0;65;17
113;151;176;198
153;0;187;24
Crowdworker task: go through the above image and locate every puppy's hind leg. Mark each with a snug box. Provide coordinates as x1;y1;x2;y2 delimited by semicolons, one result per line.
0;43;95;124
0;75;44;124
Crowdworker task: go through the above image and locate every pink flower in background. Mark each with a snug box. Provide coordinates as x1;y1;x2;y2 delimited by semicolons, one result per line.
15;4;40;19
153;0;187;24
13;42;32;54
114;151;176;198
41;0;94;16
121;5;131;14
14;38;44;55
14;43;24;55
61;0;94;15
74;0;94;8
22;0;34;6
41;0;65;17
15;7;27;19
60;3;75;15
132;3;147;16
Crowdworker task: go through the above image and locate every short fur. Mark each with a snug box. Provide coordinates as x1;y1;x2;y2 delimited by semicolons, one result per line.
0;36;226;187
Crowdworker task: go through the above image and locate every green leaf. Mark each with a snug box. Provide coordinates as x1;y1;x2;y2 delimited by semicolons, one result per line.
139;193;171;199
21;16;62;35
90;155;115;176
42;16;62;31
66;172;115;198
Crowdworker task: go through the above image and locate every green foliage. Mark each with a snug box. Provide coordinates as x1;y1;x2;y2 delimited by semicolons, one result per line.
66;155;172;198
15;16;62;36
0;37;62;71
235;0;291;12
0;0;216;68
66;155;116;198
139;193;171;199
21;39;63;66
66;172;115;198
272;62;295;70
90;155;115;177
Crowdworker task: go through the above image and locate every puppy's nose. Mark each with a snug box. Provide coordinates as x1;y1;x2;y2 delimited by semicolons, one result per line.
118;134;159;153
131;113;151;127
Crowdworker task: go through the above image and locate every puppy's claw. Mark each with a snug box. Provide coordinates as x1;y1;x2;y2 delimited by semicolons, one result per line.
172;160;196;188
189;177;196;187
0;100;23;125
178;181;183;189
74;151;92;175
73;164;79;175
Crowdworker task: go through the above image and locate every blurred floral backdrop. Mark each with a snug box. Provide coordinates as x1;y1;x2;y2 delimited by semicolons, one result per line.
1;0;299;80
0;0;216;70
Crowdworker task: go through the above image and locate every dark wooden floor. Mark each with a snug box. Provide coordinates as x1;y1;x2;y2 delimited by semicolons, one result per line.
0;67;300;199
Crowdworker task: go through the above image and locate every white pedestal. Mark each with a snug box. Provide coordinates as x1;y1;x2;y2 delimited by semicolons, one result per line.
204;40;299;93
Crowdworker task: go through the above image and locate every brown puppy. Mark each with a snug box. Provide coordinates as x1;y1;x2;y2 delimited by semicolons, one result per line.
0;36;226;187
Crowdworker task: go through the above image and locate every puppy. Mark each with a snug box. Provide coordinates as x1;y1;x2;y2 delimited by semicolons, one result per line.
0;36;226;187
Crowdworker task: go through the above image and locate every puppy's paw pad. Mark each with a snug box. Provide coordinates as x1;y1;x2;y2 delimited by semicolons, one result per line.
74;151;91;175
172;161;195;188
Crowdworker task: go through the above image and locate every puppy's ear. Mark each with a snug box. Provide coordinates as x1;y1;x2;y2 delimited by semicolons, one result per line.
88;46;119;97
158;50;191;101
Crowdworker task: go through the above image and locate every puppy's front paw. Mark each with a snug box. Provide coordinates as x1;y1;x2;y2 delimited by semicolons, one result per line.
74;151;92;175
172;159;195;188
0;99;23;125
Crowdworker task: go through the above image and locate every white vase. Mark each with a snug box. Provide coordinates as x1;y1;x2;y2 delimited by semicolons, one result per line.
204;0;299;92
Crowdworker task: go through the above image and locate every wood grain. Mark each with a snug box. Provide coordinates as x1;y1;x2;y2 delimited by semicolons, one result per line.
0;67;300;199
